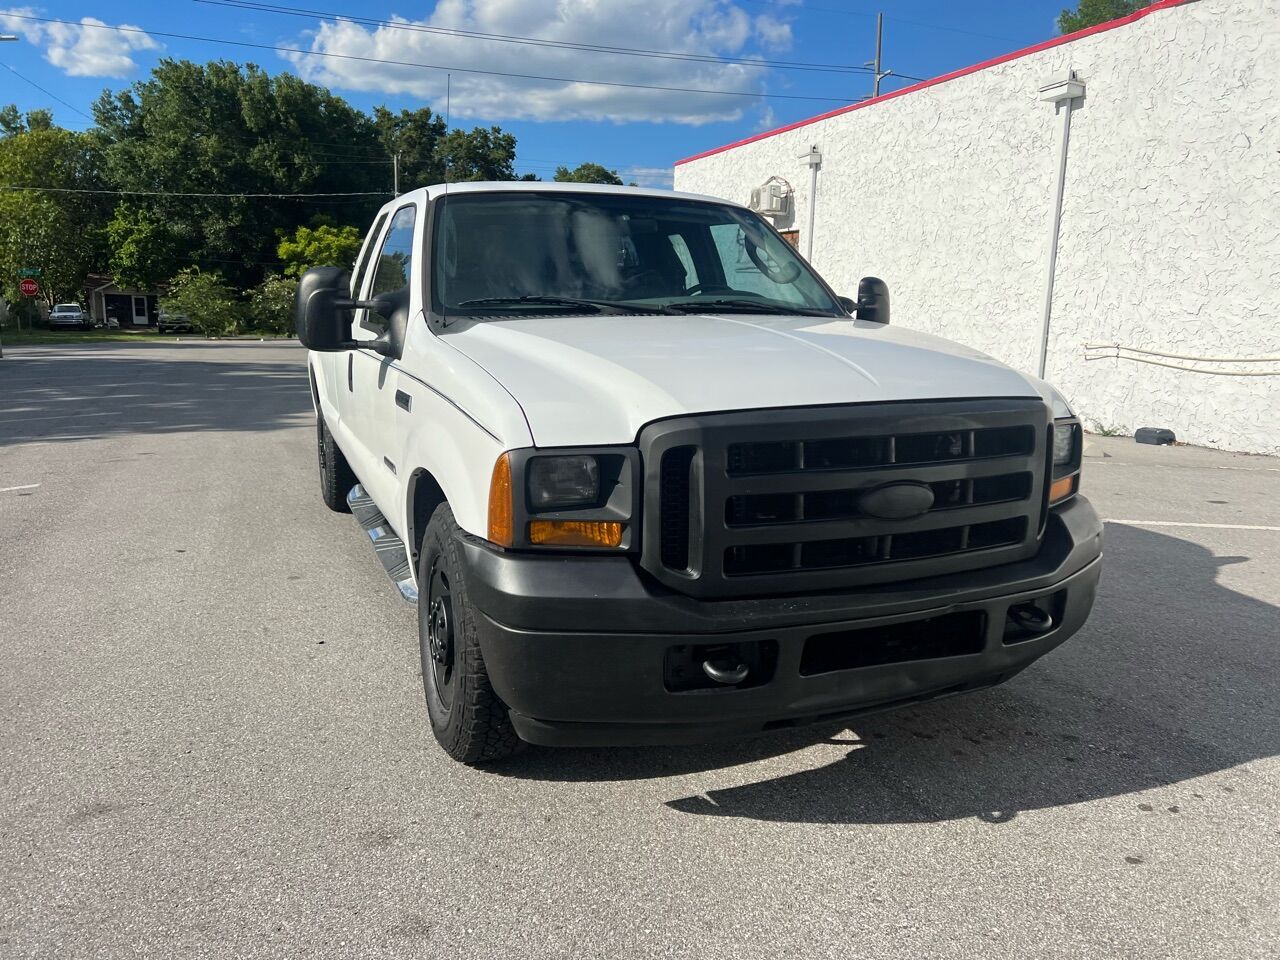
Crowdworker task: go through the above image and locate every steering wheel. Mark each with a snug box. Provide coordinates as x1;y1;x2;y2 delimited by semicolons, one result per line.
744;238;802;284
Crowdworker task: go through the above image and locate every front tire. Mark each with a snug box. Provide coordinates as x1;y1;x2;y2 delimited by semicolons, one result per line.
317;415;356;512
418;503;520;764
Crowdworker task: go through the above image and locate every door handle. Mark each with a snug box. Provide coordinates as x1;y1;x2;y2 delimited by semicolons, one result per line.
395;390;411;411
347;353;353;392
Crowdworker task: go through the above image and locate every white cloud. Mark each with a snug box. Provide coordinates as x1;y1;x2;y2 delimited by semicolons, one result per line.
753;14;793;50
281;0;800;125
0;8;162;78
622;166;675;188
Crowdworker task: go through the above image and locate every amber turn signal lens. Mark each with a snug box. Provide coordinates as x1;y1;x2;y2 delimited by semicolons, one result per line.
487;453;514;547
528;520;624;548
1049;475;1077;504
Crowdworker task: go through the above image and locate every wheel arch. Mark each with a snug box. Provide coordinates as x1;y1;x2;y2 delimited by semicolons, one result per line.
407;467;449;573
307;361;320;413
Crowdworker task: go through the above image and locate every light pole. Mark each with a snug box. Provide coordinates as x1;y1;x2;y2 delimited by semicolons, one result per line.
1036;69;1087;380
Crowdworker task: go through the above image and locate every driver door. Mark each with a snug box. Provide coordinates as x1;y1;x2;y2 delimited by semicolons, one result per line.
348;202;418;518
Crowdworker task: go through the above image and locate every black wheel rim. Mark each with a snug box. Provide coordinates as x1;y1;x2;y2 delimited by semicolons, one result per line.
424;557;455;712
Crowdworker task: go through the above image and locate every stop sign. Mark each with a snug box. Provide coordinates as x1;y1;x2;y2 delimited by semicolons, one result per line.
19;278;39;297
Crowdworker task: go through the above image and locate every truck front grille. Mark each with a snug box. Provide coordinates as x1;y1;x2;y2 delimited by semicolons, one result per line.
639;400;1052;599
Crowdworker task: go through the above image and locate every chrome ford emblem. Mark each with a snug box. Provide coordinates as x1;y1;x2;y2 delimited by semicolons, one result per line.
858;481;935;520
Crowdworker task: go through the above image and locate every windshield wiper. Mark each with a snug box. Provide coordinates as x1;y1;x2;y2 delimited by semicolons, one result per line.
456;295;672;315
664;298;836;318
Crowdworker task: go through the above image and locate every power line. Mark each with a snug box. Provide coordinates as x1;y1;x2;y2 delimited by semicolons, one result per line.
1;185;391;198
0;13;861;105
883;15;1023;45
200;0;881;76
731;0;1025;43
0;61;96;122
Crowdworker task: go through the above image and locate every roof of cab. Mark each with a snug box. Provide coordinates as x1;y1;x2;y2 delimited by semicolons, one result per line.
379;180;745;215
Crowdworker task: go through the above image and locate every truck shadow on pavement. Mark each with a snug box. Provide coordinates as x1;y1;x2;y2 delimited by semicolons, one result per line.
0;345;311;447
505;524;1279;824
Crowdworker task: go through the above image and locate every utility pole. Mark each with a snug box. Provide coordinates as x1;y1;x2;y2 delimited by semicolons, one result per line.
871;13;885;98
393;152;401;197
862;17;925;100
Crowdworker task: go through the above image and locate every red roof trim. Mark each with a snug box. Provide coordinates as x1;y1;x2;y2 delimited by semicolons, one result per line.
674;0;1197;167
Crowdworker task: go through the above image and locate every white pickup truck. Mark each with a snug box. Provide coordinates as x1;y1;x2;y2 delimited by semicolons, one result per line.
297;182;1102;765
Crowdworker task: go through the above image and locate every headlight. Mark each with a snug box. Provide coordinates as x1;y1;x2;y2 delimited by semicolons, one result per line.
487;448;638;551
1053;421;1078;467
528;455;600;509
1049;419;1082;504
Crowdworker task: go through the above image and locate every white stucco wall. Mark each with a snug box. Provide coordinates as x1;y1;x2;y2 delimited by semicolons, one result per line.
674;0;1280;455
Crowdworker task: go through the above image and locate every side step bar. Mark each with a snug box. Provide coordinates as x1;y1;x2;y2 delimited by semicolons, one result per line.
347;484;417;604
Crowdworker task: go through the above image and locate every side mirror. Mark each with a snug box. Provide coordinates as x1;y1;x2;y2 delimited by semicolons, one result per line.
295;266;391;354
295;266;352;351
854;276;890;324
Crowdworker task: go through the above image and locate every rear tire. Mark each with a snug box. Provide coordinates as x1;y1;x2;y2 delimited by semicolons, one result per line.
418;503;521;764
317;415;356;513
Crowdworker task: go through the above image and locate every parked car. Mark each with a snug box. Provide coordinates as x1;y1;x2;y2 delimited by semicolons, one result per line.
157;311;195;334
48;303;90;330
298;182;1101;765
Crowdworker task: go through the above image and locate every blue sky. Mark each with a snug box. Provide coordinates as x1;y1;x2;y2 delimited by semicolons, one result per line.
1;1;1072;186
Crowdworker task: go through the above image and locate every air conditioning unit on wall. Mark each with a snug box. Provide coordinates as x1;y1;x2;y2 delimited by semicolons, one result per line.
748;177;793;220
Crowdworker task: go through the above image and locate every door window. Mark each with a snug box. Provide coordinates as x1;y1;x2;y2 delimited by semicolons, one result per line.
358;205;416;331
351;213;388;298
371;206;417;300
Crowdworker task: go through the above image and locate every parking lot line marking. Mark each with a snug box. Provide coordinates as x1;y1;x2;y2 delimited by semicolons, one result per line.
1105;519;1280;531
0;484;40;493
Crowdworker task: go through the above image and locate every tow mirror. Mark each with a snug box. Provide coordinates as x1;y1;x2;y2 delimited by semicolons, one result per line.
295;266;391;354
853;276;890;324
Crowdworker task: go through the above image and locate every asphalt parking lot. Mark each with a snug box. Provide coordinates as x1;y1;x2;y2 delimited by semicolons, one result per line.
2;341;1277;959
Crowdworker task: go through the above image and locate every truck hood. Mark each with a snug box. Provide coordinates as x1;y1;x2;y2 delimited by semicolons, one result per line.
442;313;1049;447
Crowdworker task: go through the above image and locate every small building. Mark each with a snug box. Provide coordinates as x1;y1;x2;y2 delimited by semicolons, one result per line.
86;275;160;327
674;0;1279;456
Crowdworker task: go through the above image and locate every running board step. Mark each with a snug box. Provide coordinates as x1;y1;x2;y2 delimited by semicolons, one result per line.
347;484;417;604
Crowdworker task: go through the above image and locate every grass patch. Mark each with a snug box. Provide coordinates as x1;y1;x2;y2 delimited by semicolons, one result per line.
0;329;163;345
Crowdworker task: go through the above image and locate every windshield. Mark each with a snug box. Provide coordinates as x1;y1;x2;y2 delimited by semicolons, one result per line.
54;304;79;311
431;191;843;317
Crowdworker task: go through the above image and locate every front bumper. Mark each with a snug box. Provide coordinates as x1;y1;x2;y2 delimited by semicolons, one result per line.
461;496;1103;747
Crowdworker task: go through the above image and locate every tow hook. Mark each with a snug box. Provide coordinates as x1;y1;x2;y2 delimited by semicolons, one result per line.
702;658;750;685
1008;603;1054;636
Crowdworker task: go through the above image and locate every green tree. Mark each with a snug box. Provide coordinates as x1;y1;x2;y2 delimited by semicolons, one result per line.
553;162;624;185
248;273;298;335
0;105;55;137
1058;0;1145;32
107;204;178;291
92;60;387;290
0;127;109;307
162;267;242;337
374;106;445;191
277;223;363;277
439;126;517;182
